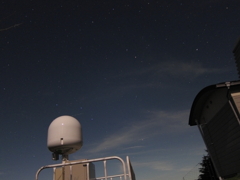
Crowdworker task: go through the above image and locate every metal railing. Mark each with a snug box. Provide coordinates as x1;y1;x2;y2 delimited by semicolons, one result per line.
35;156;135;180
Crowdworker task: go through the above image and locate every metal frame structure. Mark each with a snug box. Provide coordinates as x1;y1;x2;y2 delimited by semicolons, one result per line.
35;156;135;180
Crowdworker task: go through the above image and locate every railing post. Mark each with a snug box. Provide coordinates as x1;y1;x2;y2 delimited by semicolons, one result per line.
104;160;107;180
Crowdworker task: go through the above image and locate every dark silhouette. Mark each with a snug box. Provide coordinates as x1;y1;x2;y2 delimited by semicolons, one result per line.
198;154;218;180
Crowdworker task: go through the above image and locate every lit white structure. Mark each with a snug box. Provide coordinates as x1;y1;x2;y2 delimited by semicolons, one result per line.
35;115;136;180
47;115;83;160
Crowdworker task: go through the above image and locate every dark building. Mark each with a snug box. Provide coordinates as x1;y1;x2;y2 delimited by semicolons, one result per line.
189;81;240;179
189;37;240;180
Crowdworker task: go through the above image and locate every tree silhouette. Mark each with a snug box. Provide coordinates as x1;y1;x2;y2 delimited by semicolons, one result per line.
198;154;218;180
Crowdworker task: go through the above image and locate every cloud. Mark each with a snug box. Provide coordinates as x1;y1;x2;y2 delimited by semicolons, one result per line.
146;109;192;133
122;146;144;150
156;61;225;78
87;109;190;154
179;163;200;173
116;60;226;80
90;59;228;104
133;161;173;171
104;60;227;96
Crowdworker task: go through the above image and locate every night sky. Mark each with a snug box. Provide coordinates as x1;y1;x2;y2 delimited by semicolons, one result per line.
0;1;240;180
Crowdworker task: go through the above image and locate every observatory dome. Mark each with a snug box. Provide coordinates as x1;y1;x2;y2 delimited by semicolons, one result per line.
47;115;82;155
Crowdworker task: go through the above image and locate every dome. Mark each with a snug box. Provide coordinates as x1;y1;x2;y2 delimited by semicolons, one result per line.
47;115;83;155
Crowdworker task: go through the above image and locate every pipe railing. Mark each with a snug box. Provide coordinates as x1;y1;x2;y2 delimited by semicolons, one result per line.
35;156;134;180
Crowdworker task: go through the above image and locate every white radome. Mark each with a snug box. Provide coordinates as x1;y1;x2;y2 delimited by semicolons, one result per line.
47;115;83;155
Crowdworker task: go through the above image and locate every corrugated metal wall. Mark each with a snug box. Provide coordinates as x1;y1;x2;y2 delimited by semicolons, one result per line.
232;92;240;115
202;102;240;178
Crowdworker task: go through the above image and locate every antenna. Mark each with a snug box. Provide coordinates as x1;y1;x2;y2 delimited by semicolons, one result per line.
47;115;83;161
36;115;136;180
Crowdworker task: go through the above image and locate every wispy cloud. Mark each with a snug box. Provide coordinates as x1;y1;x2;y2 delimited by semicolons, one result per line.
122;146;144;150
115;59;228;78
103;60;227;97
88;59;228;105
156;61;225;78
87;109;190;154
133;161;173;171
118;60;226;80
179;163;201;173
